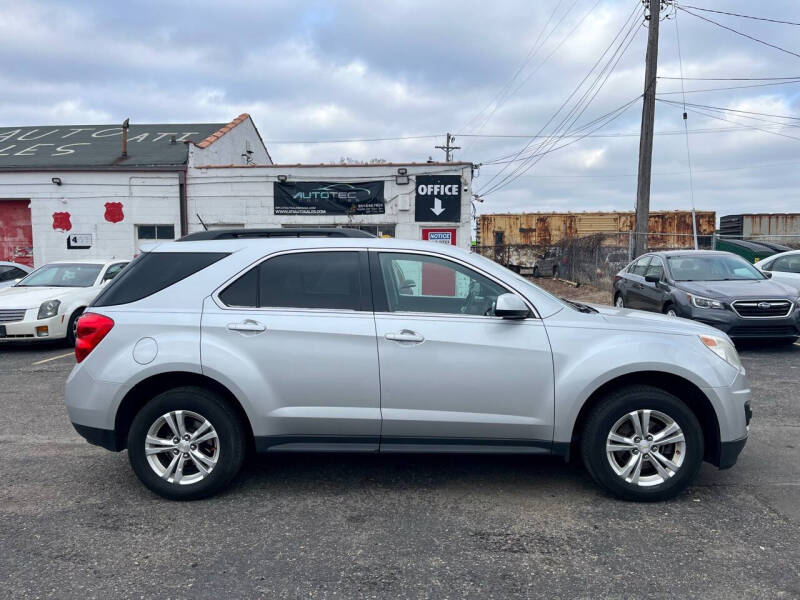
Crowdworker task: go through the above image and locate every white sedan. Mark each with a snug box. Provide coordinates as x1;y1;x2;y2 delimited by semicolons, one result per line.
0;261;33;289
0;260;128;344
755;250;800;291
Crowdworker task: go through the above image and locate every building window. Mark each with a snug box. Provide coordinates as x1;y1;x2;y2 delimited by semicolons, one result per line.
137;224;176;241
494;231;504;245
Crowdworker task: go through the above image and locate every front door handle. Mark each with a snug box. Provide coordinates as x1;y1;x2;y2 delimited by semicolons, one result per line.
227;319;266;333
385;330;425;343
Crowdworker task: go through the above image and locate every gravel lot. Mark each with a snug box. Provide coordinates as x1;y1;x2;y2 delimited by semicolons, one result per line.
1;294;799;598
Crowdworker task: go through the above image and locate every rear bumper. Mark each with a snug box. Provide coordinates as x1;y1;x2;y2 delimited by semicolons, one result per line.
71;423;122;452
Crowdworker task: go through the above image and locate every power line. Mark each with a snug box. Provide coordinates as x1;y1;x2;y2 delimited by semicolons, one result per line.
677;6;800;59
658;99;800;122
656;79;800;95
674;6;698;249
264;134;442;144
676;4;800;27
479;0;643;196
658;75;800;81
456;0;571;134
658;99;800;142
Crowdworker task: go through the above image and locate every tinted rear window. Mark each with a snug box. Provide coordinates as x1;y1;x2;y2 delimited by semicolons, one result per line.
92;252;228;306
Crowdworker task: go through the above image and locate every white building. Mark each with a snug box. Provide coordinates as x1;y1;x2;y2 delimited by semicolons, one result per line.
186;162;473;248
0;114;472;267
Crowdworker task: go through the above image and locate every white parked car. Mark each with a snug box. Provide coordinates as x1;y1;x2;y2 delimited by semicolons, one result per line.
755;250;800;291
0;261;32;289
0;260;128;344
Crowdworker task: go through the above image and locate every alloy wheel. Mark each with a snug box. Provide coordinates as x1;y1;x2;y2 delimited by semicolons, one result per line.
145;410;219;485
615;296;624;308
605;409;686;487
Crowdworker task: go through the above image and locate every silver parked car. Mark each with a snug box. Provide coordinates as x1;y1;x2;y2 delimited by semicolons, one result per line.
65;229;751;501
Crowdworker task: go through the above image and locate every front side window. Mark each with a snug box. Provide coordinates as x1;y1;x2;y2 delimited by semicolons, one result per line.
376;252;507;316
629;256;651;276
219;251;363;311
18;263;103;288
0;266;26;282
645;256;664;280
102;262;128;282
771;255;800;274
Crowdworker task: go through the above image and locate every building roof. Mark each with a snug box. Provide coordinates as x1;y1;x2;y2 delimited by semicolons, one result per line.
0;115;251;170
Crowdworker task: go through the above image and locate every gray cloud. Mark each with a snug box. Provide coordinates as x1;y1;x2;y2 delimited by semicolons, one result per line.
0;0;798;217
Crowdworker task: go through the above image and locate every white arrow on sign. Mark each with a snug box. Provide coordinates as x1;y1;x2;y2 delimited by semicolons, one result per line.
430;197;445;216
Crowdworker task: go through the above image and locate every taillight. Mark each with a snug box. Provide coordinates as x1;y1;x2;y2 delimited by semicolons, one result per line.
75;313;114;363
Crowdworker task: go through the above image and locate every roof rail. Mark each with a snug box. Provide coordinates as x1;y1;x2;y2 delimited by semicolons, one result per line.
177;227;376;241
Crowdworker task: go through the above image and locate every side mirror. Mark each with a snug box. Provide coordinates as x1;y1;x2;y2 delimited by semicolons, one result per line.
495;293;530;319
764;271;772;278
399;279;416;294
644;274;660;283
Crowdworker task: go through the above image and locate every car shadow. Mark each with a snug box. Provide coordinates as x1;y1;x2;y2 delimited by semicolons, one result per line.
735;339;799;354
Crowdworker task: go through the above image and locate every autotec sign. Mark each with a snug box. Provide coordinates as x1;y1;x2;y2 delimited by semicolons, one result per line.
274;181;385;215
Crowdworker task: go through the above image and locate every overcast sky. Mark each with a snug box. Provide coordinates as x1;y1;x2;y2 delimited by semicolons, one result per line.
1;0;798;219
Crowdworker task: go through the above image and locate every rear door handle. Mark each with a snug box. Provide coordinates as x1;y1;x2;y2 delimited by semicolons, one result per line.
385;330;425;343
227;319;266;333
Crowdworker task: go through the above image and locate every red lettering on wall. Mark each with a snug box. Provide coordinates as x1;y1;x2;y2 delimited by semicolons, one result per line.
52;212;72;231
104;202;124;223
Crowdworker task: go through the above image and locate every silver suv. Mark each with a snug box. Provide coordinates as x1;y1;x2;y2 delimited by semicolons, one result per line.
65;229;751;501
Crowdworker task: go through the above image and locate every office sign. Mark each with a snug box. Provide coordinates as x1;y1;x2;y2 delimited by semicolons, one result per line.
66;233;93;249
274;181;385;215
415;175;461;222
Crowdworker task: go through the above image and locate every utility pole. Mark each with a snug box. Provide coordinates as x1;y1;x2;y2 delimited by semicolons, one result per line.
633;0;663;257
435;132;461;162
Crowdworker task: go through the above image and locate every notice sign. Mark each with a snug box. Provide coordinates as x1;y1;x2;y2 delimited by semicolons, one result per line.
422;228;457;246
415;175;461;222
274;181;385;215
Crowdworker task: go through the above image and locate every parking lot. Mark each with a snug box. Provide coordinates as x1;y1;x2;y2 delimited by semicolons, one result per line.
1;334;799;598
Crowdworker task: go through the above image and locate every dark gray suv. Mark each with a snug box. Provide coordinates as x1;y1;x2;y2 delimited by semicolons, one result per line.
613;250;800;342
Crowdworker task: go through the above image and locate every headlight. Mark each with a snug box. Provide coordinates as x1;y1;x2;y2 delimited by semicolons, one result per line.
37;299;61;319
687;293;725;310
699;334;741;370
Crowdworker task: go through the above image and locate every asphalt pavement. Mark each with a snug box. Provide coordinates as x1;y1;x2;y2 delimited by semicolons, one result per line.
1;341;799;599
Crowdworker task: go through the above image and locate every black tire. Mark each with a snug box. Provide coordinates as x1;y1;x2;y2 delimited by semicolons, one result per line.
64;308;84;346
581;385;703;502
662;303;677;317
532;266;540;278
552;266;559;279
127;386;246;500
614;293;624;308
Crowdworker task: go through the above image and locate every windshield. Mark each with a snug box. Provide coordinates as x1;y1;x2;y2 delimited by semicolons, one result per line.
667;254;765;282
17;263;103;287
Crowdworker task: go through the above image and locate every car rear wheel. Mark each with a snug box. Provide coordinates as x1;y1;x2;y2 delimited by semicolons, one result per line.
128;386;246;500
581;385;703;501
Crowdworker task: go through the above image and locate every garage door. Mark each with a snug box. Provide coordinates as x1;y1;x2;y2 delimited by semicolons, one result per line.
0;200;33;267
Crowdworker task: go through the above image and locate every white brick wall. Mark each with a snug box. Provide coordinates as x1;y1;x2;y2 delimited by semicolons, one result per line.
0;171;180;265
186;163;473;249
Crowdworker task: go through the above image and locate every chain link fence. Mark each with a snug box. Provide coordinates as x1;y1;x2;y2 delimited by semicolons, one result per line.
474;231;800;290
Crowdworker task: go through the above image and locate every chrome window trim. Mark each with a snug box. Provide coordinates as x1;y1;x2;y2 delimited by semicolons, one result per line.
369;248;541;319
731;299;793;319
211;247;368;313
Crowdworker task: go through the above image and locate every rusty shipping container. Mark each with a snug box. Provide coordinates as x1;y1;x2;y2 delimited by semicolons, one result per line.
720;214;800;242
477;211;715;248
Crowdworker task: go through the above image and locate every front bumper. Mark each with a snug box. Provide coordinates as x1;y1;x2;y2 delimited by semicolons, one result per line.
0;309;70;341
679;305;800;339
705;370;751;469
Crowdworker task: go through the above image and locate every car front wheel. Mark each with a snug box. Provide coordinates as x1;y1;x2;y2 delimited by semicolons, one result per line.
614;294;624;308
581;385;703;501
128;386;246;500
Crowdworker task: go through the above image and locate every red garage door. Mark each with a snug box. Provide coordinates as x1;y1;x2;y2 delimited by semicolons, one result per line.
0;200;33;267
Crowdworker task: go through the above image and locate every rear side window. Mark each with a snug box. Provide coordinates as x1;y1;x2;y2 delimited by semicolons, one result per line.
218;251;364;311
92;252;228;306
629;256;651;275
